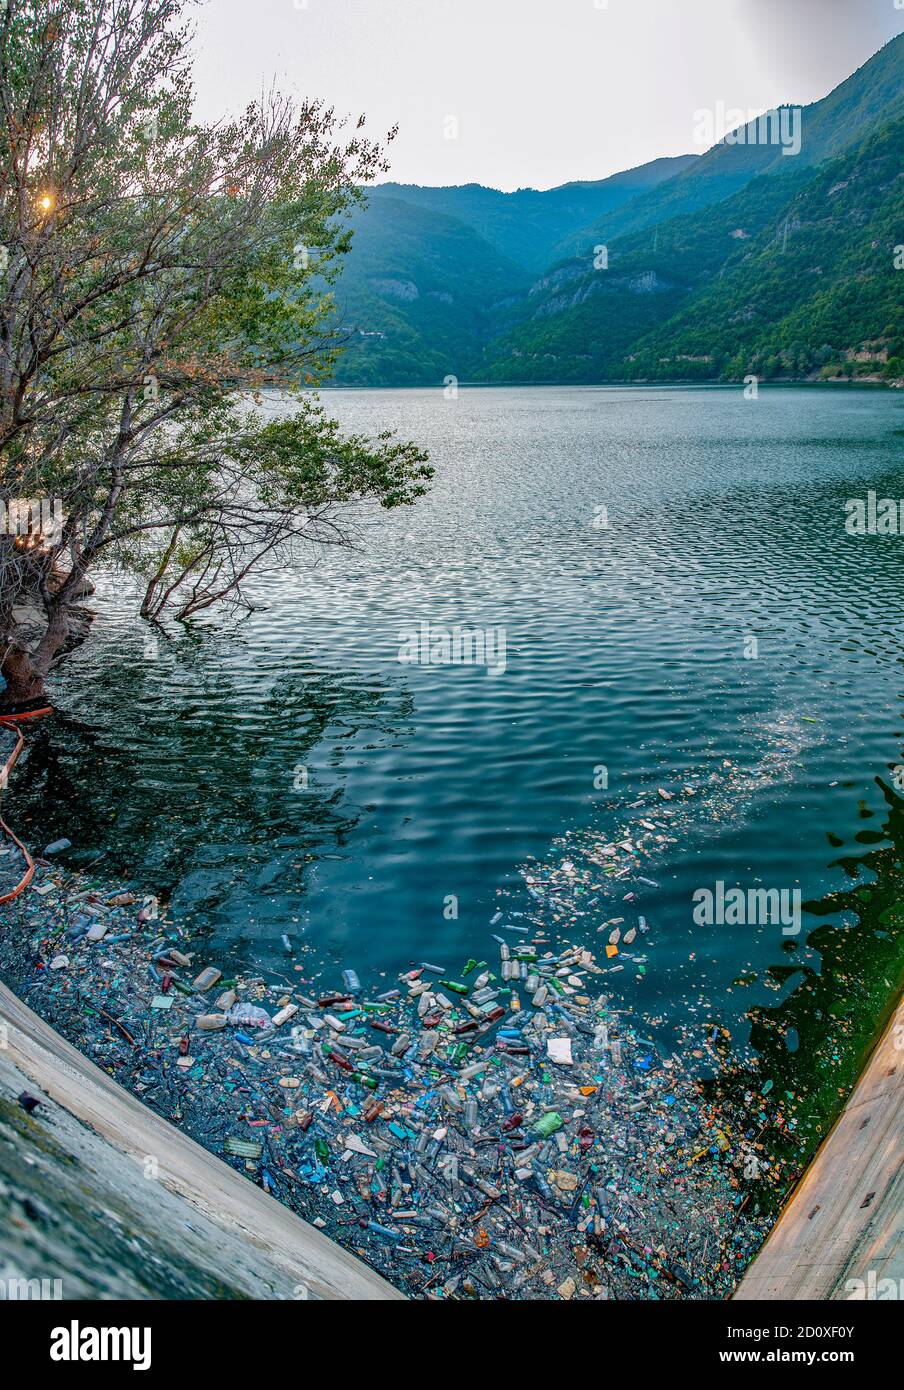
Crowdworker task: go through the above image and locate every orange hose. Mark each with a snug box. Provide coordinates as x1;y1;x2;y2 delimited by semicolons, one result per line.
0;719;39;904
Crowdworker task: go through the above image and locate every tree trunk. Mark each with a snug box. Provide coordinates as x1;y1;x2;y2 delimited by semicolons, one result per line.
0;601;71;708
30;602;72;679
0;641;44;705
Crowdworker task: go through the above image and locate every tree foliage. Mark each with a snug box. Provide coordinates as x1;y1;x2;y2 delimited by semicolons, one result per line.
0;0;430;700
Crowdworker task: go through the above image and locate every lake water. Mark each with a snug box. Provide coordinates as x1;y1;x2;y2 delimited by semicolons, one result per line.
13;385;904;1053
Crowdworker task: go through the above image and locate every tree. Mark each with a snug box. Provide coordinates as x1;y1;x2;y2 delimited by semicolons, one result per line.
0;0;431;704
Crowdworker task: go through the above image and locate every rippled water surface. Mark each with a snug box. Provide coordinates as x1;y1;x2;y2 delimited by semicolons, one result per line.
14;386;904;1042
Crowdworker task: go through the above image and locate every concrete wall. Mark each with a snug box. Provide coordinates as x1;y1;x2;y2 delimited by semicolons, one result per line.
735;997;904;1300
0;981;403;1301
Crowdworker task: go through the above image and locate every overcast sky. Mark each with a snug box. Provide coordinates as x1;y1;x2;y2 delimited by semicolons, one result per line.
191;0;904;191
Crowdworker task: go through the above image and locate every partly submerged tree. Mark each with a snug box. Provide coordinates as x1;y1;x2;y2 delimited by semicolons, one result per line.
0;0;430;704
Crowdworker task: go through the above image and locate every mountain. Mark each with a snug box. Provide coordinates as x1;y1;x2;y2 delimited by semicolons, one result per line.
616;119;904;385
325;33;904;388
324;156;697;385
324;195;528;386
367;156;698;273
553;33;904;263
474;165;812;383
479;118;904;384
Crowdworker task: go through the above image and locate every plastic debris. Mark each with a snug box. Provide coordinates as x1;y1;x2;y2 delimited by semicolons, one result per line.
0;857;774;1301
43;838;72;856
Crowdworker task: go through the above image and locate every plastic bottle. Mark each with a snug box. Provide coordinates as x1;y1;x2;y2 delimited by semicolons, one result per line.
226;1002;271;1028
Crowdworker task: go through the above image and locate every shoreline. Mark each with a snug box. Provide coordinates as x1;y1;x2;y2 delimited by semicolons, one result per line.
316;378;904;393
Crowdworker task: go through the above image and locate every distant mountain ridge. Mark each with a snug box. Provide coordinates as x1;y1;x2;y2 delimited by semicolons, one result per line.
479;119;903;385
326;33;904;387
554;30;904;262
369;156;699;272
